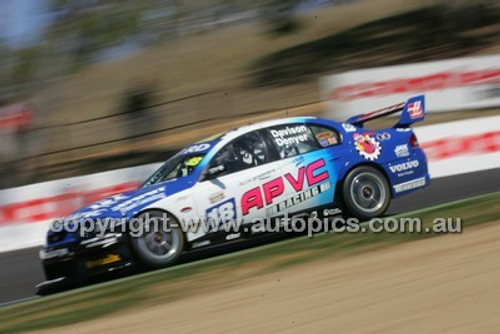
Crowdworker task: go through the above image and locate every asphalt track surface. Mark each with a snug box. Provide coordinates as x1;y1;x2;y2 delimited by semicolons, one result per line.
1;168;499;305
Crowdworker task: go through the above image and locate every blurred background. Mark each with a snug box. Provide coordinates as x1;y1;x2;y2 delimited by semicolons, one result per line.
1;0;500;317
0;0;499;189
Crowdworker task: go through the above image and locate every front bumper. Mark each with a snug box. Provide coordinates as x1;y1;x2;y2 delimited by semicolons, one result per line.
39;232;136;287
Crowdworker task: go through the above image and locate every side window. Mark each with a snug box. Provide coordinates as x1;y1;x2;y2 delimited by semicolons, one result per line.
209;131;270;176
267;124;319;159
309;124;341;148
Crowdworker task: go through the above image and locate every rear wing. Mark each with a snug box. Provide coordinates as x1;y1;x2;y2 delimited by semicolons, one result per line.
346;95;425;128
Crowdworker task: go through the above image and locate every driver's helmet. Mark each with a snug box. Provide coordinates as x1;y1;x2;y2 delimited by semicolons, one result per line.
233;139;256;166
182;156;203;176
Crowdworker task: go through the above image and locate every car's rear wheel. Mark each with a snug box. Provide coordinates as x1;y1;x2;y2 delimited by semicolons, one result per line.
342;166;390;221
129;210;185;269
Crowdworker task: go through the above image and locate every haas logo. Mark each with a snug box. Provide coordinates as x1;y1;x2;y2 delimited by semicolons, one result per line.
407;101;423;119
354;133;381;161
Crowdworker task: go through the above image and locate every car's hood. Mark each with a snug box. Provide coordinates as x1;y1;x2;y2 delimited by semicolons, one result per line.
66;178;193;221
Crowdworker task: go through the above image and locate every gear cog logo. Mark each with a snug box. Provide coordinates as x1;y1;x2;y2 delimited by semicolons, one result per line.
354;133;381;160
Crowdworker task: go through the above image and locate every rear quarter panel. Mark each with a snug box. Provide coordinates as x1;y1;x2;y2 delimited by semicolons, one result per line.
333;123;429;198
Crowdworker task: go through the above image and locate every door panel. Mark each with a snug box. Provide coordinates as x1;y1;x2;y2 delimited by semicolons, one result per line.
193;129;284;232
194;163;283;228
263;123;345;216
268;151;339;216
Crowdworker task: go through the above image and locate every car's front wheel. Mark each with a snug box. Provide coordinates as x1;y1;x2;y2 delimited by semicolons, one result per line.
129;210;185;269
342;166;391;221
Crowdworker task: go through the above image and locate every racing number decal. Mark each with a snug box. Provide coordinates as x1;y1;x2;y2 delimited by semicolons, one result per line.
206;198;237;223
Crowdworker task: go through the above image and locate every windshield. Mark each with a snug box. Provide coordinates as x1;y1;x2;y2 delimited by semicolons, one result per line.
141;154;205;188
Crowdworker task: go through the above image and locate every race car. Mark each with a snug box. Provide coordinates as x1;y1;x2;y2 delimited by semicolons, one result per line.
39;95;429;287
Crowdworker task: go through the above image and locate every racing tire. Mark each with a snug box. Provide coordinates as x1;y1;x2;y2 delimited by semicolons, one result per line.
129;210;185;269
341;166;391;221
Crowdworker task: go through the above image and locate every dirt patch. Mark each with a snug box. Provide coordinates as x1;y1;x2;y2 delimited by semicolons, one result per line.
35;222;500;334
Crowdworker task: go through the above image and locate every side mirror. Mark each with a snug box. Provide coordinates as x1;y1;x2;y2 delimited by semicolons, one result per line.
207;164;226;179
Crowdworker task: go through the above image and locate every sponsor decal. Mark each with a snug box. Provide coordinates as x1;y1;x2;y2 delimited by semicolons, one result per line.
292;156;305;166
184;143;211;154
208;191;225;204
67;190;135;219
389;160;419;176
376;132;391;141
323;208;342;216
86;254;121;268
255;169;276;181
342;123;357;132
321;138;338;147
407;101;423;119
316;131;334;140
238;169;277;186
317;138;328;147
112;187;167;214
241;158;329;216
393;177;426;193
226;233;241;240
67;210;108;221
266;182;331;216
396;127;411;132
239;177;253;187
40;248;69;259
316;131;338;147
270;125;309;146
353;133;381;161
89;194;128;211
394;144;410;158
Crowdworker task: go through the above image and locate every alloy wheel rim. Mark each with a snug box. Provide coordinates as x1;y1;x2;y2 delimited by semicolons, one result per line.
350;172;386;214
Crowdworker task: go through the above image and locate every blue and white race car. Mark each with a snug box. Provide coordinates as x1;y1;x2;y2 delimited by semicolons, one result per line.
39;95;429;286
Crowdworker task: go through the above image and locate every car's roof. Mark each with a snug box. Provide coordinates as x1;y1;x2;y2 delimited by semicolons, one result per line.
257;116;318;128
187;116;340;157
218;116;326;142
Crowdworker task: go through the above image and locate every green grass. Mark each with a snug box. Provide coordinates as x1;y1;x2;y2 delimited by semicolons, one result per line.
1;191;499;333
